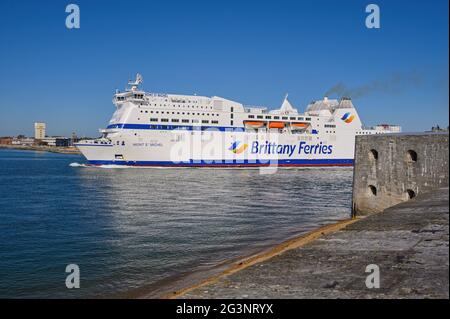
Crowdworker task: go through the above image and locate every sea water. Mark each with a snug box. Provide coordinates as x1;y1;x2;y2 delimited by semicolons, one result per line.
0;149;352;298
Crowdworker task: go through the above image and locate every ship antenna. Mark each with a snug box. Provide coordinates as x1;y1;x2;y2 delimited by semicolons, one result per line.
128;73;143;91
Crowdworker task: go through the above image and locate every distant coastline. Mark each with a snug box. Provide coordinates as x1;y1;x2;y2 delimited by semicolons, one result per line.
0;144;81;155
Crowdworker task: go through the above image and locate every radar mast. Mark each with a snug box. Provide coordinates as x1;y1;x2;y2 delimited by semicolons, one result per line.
127;73;143;91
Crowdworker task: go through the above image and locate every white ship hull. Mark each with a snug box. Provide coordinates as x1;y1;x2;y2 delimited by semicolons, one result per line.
75;74;400;167
76;129;354;167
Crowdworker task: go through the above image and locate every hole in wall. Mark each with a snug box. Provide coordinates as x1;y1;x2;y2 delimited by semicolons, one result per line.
368;185;377;196
406;150;418;163
406;189;416;199
369;149;378;161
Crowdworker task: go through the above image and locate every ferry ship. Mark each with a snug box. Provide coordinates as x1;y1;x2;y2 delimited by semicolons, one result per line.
75;74;401;167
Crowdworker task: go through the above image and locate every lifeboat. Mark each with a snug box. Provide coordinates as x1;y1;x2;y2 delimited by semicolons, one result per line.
291;122;309;130
268;122;285;129
244;121;265;128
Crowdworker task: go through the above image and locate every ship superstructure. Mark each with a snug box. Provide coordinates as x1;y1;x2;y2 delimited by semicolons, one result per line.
75;74;401;167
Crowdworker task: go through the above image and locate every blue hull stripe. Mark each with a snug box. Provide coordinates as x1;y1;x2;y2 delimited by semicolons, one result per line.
107;123;319;134
87;158;354;167
74;143;113;147
108;123;245;132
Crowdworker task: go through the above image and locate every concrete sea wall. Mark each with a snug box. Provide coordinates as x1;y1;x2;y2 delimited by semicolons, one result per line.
352;133;449;215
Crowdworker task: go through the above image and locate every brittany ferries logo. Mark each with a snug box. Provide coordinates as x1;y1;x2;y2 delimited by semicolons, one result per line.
229;141;248;154
341;112;355;124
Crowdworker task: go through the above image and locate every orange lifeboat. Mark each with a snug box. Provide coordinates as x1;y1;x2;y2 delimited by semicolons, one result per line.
291;122;309;130
244;121;265;128
268;122;285;129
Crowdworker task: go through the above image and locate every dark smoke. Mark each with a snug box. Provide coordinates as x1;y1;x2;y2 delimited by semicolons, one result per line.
324;72;423;99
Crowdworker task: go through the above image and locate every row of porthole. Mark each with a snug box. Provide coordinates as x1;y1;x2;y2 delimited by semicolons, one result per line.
368;185;416;200
369;149;418;163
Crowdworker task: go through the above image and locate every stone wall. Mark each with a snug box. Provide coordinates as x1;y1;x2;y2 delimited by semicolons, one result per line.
352;133;449;215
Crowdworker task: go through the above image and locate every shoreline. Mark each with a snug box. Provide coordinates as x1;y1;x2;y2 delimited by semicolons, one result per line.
120;218;359;299
0;144;81;155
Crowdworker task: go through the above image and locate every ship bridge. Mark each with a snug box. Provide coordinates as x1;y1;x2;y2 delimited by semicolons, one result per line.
113;73;146;105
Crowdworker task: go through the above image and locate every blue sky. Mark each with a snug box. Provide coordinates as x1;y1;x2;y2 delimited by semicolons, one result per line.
0;0;448;137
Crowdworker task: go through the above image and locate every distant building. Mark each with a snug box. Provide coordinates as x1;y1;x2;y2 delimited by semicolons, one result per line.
42;136;70;147
429;125;449;133
34;122;46;140
0;137;13;145
70;132;78;146
12;137;35;146
373;124;402;133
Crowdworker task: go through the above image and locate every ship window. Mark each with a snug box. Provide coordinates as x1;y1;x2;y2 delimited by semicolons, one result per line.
172;119;179;122
150;118;158;122
116;141;119;145
182;119;189;123
230;120;234;126
121;141;125;146
274;116;279;119
202;120;209;124
248;115;255;119
257;115;263;119
282;117;288;120
212;120;219;124
161;118;169;122
265;116;272;119
306;117;311;121
290;117;296;120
